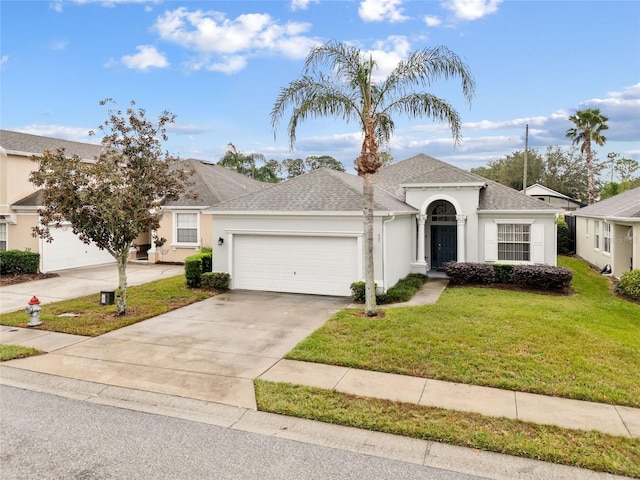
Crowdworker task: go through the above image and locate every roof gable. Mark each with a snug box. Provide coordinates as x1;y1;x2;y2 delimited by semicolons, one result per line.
208;167;415;213
377;154;556;211
165;159;269;207
573;186;640;219
0;129;105;160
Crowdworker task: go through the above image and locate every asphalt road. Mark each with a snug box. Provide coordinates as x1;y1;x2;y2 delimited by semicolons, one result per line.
1;386;486;480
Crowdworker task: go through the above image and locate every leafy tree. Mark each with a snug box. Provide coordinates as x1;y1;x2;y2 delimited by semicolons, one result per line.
565;108;609;204
281;158;306;179
539;145;595;202
305;155;346;172
379;151;395;167
470;149;543;191
29;99;194;315
272;41;474;316
600;181;621;200
614;156;639;182
218;143;279;183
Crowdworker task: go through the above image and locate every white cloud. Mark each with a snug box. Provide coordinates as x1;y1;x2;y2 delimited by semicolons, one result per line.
359;0;409;23
442;0;502;21
424;15;442;27
50;39;69;51
0;55;8;68
365;36;413;81
13;124;99;144
120;45;169;71
290;0;319;11
152;7;318;73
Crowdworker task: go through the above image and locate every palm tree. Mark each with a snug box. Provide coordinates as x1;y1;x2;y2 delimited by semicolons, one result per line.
565;108;609;204
271;41;475;316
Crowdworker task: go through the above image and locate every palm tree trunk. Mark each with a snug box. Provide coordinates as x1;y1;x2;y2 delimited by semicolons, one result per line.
585;141;596;204
363;172;377;316
115;252;128;315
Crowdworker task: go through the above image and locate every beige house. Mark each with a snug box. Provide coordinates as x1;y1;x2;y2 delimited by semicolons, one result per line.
571;186;640;278
0;130;115;272
0;130;266;271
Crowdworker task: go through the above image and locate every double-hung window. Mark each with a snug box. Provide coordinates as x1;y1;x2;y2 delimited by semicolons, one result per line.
0;223;6;251
497;224;530;262
594;220;600;249
175;212;199;245
604;223;611;253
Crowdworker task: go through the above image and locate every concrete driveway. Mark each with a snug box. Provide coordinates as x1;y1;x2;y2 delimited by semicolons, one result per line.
4;289;350;409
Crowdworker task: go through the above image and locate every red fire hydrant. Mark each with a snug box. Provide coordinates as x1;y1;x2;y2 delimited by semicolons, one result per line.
25;296;42;327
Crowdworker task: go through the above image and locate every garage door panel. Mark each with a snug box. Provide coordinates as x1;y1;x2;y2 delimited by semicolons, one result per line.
41;228;115;272
234;235;358;296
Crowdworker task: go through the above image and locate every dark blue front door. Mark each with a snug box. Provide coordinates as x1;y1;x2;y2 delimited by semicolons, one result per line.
431;225;457;270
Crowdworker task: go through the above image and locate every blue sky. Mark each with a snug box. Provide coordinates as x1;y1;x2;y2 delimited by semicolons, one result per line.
1;0;639;176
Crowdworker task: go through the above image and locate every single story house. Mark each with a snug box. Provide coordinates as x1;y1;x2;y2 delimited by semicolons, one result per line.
524;183;586;211
207;154;561;297
571;186;640;277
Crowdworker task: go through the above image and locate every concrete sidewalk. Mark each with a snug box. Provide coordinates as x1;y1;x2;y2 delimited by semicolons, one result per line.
259;359;640;438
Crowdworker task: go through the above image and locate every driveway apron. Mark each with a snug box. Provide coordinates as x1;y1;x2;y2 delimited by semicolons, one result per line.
7;290;350;409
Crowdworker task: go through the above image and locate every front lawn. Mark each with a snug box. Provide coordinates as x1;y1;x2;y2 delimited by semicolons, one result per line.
0;345;44;361
0;275;214;336
286;256;640;407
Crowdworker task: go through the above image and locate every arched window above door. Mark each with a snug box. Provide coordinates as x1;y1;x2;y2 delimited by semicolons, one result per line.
429;200;457;222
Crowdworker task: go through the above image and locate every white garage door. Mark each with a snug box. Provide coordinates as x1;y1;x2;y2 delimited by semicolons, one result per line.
233;235;359;296
41;227;115;272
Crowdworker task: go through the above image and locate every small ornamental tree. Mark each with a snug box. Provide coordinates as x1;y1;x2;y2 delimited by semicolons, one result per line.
29;99;195;315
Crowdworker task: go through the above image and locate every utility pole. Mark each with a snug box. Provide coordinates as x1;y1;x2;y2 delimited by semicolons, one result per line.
523;124;529;191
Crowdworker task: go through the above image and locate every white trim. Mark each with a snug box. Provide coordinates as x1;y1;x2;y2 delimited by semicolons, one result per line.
401;182;486;189
0;214;17;224
478;209;562;215
493;219;535;225
172;211;200;247
205;210;414;217
225;228;363;237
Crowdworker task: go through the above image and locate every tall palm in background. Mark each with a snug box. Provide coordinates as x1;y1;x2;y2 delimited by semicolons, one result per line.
566;108;609;204
271;41;475;316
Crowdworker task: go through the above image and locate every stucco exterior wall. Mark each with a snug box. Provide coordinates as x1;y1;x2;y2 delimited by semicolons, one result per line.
575;216;638;277
150;210;214;264
382;214;415;289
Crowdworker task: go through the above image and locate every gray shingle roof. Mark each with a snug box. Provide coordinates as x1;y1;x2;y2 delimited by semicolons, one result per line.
572;186;640;219
377;153;556;211
208;167;416;213
0;129;105;160
166;159;269;207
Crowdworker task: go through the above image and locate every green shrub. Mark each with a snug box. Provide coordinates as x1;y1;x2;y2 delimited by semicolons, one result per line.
184;256;203;288
512;265;573;290
616;269;640;302
0;250;40;275
557;217;570;254
350;274;427;304
443;262;495;285
201;272;231;290
493;264;514;284
184;249;213;288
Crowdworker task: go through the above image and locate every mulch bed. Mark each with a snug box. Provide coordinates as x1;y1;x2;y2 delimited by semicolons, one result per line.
0;273;59;287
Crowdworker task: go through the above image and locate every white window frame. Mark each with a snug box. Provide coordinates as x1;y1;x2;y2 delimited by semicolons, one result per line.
594;220;600;250
497;223;531;262
173;211;200;247
485;219;544;264
0;223;7;251
603;222;611;254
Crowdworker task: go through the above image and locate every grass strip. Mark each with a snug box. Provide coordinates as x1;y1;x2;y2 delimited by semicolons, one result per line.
255;380;640;478
286;256;640;407
0;344;44;361
0;275;214;336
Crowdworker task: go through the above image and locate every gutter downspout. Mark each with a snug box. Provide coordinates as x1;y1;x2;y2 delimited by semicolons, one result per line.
382;213;396;294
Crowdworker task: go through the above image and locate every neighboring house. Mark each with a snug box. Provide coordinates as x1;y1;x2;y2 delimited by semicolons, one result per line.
524;183;586;211
148;158;268;264
0;129;114;272
208;154;561;297
0;130;267;271
571;186;640;278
